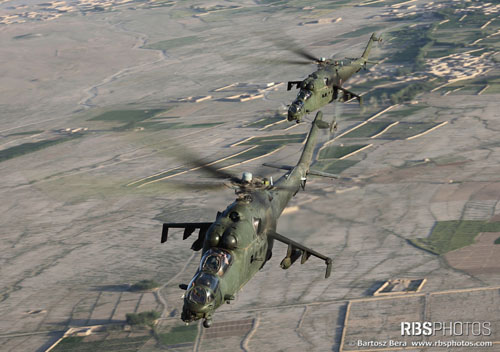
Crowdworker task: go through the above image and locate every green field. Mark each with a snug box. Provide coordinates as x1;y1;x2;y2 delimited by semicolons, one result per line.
5;130;44;137
340;25;384;39
410;220;500;255
340;105;382;122
429;154;466;166
312;159;359;174
89;109;164;123
351;77;392;91
12;33;41;40
385;24;435;68
129;279;159;292
144;0;175;8
239;133;307;146
52;335;150;352
131;143;286;187
142;36;200;51
384;105;427;118
318;144;369;159
140;121;223;130
262;120;292;131
376;122;442;140
158;325;198;346
0;135;82;163
484;83;500;94
446;75;500;95
339;121;393;139
131;130;305;188
227;144;282;160
244;115;284;128
87;109;212;131
126;311;160;326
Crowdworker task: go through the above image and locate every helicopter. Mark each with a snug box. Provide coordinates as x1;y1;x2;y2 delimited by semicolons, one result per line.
160;111;337;328
285;33;382;123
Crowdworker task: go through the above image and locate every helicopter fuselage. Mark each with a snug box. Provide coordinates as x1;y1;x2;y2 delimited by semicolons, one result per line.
287;32;382;123
180;123;319;327
181;174;301;326
287;59;364;122
164;112;332;328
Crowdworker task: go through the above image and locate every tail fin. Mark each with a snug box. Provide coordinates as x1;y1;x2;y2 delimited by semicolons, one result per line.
361;33;382;60
297;111;328;169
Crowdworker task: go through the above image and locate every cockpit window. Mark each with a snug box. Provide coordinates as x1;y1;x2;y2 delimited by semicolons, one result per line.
200;249;233;276
187;286;214;305
291;100;304;112
297;90;312;101
204;255;220;272
186;272;219;305
194;272;219;291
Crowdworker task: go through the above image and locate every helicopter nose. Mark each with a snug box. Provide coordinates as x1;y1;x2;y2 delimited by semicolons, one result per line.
182;301;213;322
287;110;296;121
181;307;196;322
181;305;202;323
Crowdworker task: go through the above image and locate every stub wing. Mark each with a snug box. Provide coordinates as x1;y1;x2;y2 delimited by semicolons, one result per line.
333;86;362;104
270;231;333;278
287;81;302;91
161;222;212;251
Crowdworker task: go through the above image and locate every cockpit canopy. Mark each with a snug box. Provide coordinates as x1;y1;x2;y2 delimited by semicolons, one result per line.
289;100;304;113
200;248;233;276
187;272;219;305
297;89;312;101
188;286;213;305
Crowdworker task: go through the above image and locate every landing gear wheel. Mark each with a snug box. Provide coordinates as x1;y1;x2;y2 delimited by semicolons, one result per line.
203;319;212;328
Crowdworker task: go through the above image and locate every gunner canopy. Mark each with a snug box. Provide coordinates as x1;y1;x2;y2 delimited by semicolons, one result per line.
187;272;219;305
289;100;304;113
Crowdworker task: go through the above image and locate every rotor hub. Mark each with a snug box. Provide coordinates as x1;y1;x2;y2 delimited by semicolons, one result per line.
242;172;253;183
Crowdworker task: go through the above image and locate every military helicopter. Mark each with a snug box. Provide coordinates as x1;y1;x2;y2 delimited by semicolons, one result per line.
161;111;337;328
285;33;382;123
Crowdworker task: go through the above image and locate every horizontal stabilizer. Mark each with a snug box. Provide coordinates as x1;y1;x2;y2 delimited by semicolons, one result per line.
308;169;339;179
263;163;294;171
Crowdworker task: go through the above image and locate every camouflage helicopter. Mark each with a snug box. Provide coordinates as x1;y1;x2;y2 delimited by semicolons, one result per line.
285;33;382;123
161;111;337;328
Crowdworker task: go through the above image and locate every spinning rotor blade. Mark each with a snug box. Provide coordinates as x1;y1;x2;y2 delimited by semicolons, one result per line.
277;59;317;65
269;35;322;64
174;148;242;184
161;143;303;193
239;57;315;66
166;180;230;191
289;46;321;63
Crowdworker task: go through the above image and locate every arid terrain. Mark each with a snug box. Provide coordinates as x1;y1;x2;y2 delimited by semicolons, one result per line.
1;0;499;351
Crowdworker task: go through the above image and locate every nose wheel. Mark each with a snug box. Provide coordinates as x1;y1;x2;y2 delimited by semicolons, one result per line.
203;318;213;328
